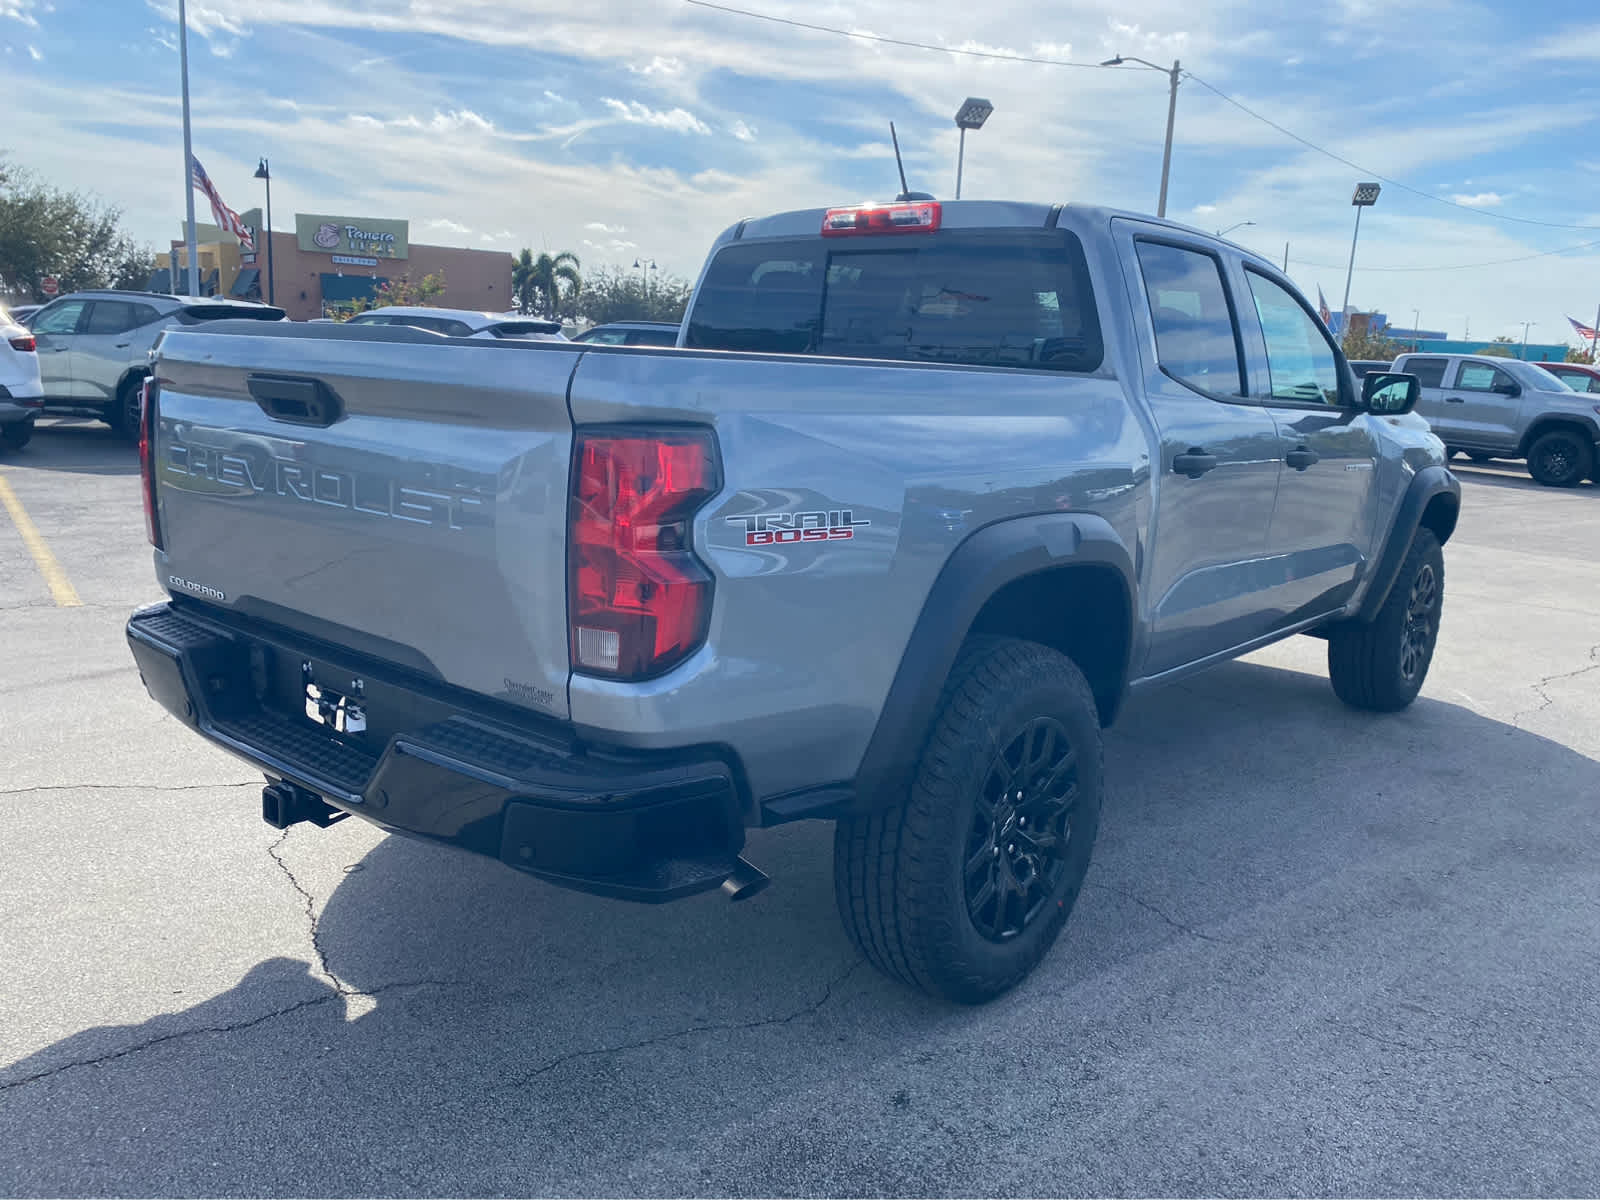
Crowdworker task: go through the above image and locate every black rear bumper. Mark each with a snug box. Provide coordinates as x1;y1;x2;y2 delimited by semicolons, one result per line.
126;601;746;902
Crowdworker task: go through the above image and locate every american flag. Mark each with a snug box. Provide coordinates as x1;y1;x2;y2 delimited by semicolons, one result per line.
1566;314;1597;341
190;156;255;254
1316;285;1332;326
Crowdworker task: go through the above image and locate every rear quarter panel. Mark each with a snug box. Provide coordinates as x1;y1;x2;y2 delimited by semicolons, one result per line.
566;347;1148;802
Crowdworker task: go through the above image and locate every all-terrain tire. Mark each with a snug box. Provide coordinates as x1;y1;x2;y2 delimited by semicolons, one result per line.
834;636;1103;1004
1328;528;1444;712
1525;430;1593;488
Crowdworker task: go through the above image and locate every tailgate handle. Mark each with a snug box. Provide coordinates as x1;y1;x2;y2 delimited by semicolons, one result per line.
247;374;343;427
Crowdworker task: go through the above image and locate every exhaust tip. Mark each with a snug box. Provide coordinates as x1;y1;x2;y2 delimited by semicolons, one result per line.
721;856;770;902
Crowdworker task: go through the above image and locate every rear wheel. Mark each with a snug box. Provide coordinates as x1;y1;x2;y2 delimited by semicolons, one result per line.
1328;528;1444;712
0;419;33;451
108;375;146;439
834;637;1103;1003
1525;430;1593;488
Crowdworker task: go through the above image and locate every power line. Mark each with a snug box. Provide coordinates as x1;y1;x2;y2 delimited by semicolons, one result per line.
680;0;1102;69
1287;235;1600;272
681;0;1600;233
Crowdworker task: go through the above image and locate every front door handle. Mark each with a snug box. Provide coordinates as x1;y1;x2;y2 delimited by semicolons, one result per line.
1285;446;1320;471
1172;448;1219;478
115;342;131;348
1444;395;1466;404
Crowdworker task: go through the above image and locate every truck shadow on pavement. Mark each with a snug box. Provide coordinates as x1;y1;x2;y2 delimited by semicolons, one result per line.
17;419;141;476
5;660;1600;1196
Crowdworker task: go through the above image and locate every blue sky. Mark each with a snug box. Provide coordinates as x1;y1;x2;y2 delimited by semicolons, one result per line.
4;0;1600;341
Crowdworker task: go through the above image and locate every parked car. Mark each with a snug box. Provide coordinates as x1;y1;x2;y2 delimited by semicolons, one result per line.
345;306;566;340
7;303;43;326
127;198;1453;1003
1348;359;1391;380
1392;351;1600;485
0;309;43;451
1538;361;1600;394
572;320;681;347
29;291;285;434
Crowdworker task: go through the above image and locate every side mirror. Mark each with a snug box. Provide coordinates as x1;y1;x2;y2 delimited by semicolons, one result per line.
1362;372;1420;415
1492;381;1521;397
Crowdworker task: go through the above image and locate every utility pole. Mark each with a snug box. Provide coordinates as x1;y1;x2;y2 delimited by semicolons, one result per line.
1592;302;1599;362
1157;60;1179;219
1519;321;1535;360
178;0;199;296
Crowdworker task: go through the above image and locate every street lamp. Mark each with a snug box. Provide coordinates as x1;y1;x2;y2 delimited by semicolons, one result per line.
252;157;275;305
953;97;993;200
1217;221;1255;238
1412;308;1421;352
1339;182;1382;332
1519;321;1536;360
633;258;657;311
1101;55;1181;218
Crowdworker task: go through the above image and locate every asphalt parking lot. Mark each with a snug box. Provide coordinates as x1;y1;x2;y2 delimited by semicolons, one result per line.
2;418;1598;1197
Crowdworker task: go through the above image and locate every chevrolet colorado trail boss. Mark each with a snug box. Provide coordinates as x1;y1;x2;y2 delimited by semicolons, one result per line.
126;199;1458;1002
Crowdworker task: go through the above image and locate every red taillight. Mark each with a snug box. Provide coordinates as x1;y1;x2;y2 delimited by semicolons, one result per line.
821;201;941;237
139;378;163;550
8;335;35;352
568;430;718;679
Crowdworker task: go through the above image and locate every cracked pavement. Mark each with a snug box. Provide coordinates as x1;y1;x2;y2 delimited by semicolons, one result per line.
4;424;1600;1196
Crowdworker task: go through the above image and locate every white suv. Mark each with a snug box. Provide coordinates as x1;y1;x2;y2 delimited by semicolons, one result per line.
0;305;43;452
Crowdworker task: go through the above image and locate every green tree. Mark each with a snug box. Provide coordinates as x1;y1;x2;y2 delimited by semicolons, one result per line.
1564;345;1595;364
0;160;155;301
1476;336;1515;358
577;263;693;326
512;249;582;319
1341;323;1404;361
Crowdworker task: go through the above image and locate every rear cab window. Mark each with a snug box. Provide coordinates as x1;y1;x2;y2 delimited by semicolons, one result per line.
685;230;1103;373
1400;357;1449;389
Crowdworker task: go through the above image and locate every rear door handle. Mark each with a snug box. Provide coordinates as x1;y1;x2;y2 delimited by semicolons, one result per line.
1444;395;1466;403
1285;446;1320;471
115;342;130;348
1172;448;1219;478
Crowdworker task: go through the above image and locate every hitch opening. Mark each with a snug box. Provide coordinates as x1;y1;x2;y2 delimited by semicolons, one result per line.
262;781;348;830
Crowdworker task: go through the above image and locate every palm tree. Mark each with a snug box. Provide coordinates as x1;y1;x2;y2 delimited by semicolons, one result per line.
512;249;581;319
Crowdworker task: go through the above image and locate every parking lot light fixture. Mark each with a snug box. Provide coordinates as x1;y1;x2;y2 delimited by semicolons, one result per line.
953;97;993;200
1340;182;1382;329
1101;56;1181;218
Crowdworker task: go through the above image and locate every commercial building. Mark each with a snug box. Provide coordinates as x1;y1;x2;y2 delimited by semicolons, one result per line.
153;210;513;321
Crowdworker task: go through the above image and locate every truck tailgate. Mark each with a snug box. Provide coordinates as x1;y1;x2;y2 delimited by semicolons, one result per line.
152;324;578;720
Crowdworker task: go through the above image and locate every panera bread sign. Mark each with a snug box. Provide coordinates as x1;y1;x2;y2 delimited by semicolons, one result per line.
295;214;409;259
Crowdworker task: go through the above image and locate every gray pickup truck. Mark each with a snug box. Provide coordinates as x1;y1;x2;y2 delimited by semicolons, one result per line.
1392;351;1600;487
126;199;1458;1002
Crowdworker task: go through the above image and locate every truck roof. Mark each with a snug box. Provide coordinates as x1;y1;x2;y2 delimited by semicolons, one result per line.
727;199;1284;273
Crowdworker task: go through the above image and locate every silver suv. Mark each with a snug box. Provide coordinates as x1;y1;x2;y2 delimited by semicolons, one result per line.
1393;352;1600;486
28;291;284;435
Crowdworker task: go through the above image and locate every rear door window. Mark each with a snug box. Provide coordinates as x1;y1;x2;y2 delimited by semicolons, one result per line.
1403;357;1449;389
84;301;139;334
1455;362;1513;392
1133;241;1243;397
685;231;1103;373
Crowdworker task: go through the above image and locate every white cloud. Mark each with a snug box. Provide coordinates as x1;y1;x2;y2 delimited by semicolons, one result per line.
430;109;493;132
584;221;626;233
27;42;40;59
600;98;710;135
425;218;471;234
348;113;383;128
1;0;39;28
144;0;246;41
1193;203;1217;214
629;55;682;76
543;89;564;103
1450;192;1504;207
730;120;757;142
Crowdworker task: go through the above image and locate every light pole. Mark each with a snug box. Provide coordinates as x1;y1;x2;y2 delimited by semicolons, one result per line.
1411;308;1421;352
633;258;657;313
1101;56;1181;218
177;0;199;296
953;97;993;200
253;158;275;305
1519;321;1536;360
1217;221;1255;239
1340;182;1382;337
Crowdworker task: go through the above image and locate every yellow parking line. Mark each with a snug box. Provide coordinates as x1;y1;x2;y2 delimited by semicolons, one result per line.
0;473;82;607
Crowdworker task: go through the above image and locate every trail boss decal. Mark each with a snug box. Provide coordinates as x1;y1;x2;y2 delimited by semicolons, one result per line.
727;510;870;547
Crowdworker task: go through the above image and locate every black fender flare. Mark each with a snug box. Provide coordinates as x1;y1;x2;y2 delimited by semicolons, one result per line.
849;513;1136;813
1355;464;1460;623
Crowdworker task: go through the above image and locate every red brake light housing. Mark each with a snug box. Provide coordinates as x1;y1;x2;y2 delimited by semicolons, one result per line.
569;429;719;680
821;200;941;237
139;377;163;550
8;334;35;352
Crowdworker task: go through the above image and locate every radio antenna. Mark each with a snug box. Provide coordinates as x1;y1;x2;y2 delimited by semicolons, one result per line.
889;122;910;199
